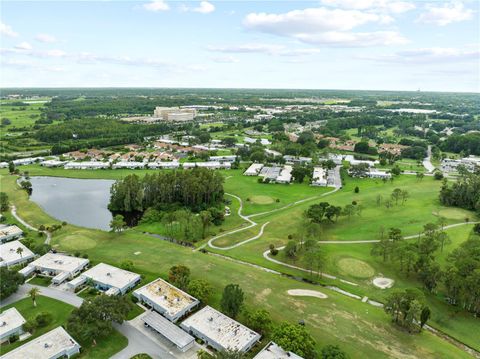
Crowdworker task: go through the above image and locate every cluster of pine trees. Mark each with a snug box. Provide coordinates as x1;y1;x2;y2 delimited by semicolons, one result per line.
108;169;224;213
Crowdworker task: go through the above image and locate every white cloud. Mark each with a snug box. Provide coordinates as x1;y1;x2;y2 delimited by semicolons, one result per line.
14;42;33;50
1;22;19;37
211;55;239;63
143;0;169;12
46;49;67;57
180;1;215;14
242;7;407;47
417;2;473;26
207;43;322;56
362;47;480;64
321;0;415;14
35;33;57;43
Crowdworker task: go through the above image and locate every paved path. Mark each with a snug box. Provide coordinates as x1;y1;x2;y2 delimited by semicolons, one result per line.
10;205;52;244
0;284;178;359
423;145;436;173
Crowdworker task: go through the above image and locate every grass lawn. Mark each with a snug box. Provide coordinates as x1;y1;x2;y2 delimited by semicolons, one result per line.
27;276;52;287
0;296;74;355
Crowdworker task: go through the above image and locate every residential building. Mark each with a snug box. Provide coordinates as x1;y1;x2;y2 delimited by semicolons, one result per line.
254;342;303;359
12;157;43;166
20;253;89;284
183;162;231;170
64;161;109;170
0;308;26;344
208;155;237;163
133;278;200;322
1;326;80;359
283;155;312;166
181;306;261;353
311;167;328;186
0;240;35;268
40;160;66;168
142;311;195;352
275;165;292;184
112;161;145;169
74;263;141;295
0;225;23;243
147;161;180;169
153;107;197;122
367;169;392;179
244;163;264;176
441;156;480;173
264;149;282;157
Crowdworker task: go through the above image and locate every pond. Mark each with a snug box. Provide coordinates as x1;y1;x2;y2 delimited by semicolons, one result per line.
29;176;114;231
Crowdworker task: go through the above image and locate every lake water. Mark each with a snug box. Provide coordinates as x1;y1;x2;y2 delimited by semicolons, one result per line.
29;176;114;231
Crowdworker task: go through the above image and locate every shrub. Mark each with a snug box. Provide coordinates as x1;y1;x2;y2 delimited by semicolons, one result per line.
35;312;53;327
82;254;88;259
269;244;275;250
270;248;279;256
131;294;139;303
434;171;444;180
74;252;80;257
288;234;293;239
23;319;36;333
9;334;19;343
474;223;480;235
352;200;357;205
276;198;280;202
354;186;359;193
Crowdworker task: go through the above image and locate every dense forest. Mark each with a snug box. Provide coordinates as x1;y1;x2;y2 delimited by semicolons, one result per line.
439;172;480;213
108;169;224;213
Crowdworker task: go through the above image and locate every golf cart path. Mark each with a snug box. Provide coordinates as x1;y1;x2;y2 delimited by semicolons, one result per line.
10;204;52;244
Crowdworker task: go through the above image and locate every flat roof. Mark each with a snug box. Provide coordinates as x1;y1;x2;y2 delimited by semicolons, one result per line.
1;326;80;359
181;306;260;352
134;278;199;319
0;240;34;266
82;263;140;290
0;308;26;338
143;311;194;349
29;253;89;273
254;342;303;359
0;225;23;238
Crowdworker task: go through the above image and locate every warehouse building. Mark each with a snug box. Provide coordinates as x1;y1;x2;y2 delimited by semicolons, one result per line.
0;225;23;243
1;326;80;359
0;308;26;344
74;263;141;295
133;278;200;322
20;253;89;284
0;240;35;268
181;306;261;353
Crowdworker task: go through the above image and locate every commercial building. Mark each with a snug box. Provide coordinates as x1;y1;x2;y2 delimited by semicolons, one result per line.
75;263;141;295
0;308;26;344
133;278;200;322
254;342;303;359
142;311;195;352
20;253;89;284
153;107;197;122
0;225;23;243
244;163;264;176
1;326;80;359
180;306;261;353
0;240;35;268
441;156;480;173
64;161;109;170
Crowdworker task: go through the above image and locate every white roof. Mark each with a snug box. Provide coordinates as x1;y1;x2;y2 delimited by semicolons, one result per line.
29;253;89;273
81;263;140;290
1;326;80;359
143;311;194;349
0;308;26;338
134;278;199;319
254;342;303;359
0;225;23;239
0;240;34;267
112;161;145;168
64;161;109;169
244;163;264;175
181;306;260;352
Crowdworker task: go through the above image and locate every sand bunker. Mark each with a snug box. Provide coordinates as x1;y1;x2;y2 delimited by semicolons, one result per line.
287;289;328;299
373;277;394;289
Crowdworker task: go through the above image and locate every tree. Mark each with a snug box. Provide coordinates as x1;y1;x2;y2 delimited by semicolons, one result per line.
0;192;9;211
354;186;359;193
16;246;24;258
420;306;431;329
272;322;317;359
28;287;40;307
391;188;402;205
384;288;425;332
285;241;298;261
400;190;409;205
292;165;310;184
20;180;32;195
245;309;272;335
8;162;15;174
168;265;191;291
220;284;244;318
110;214;126;233
0;267;24;299
215;350;247;359
199;210;213;239
321;345;349;359
354;141;370;154
416;172;424;181
67;295;132;344
187;279;213;304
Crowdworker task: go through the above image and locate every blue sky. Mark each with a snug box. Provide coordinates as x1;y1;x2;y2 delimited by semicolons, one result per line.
1;0;478;91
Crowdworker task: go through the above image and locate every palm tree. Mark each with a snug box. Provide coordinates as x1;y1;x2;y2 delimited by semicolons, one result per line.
28;287;40;307
16;247;24;258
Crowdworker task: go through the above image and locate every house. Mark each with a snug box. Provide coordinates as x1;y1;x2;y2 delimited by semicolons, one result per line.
244;163;264;176
133;278;200;322
283;155;312;166
142;311;195;352
0;240;35;268
0;162;8;169
147;161;180;169
180;306;261;353
254;341;303;359
259;166;282;182
20;253;89;284
1;326;80;359
183;162;231;170
0;225;23;243
12;157;43;166
0;308;26;344
275;165;292;184
73;263;141;295
264;149;282;157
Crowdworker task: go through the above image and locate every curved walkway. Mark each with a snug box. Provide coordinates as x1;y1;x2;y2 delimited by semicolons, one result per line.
10;205;52;244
